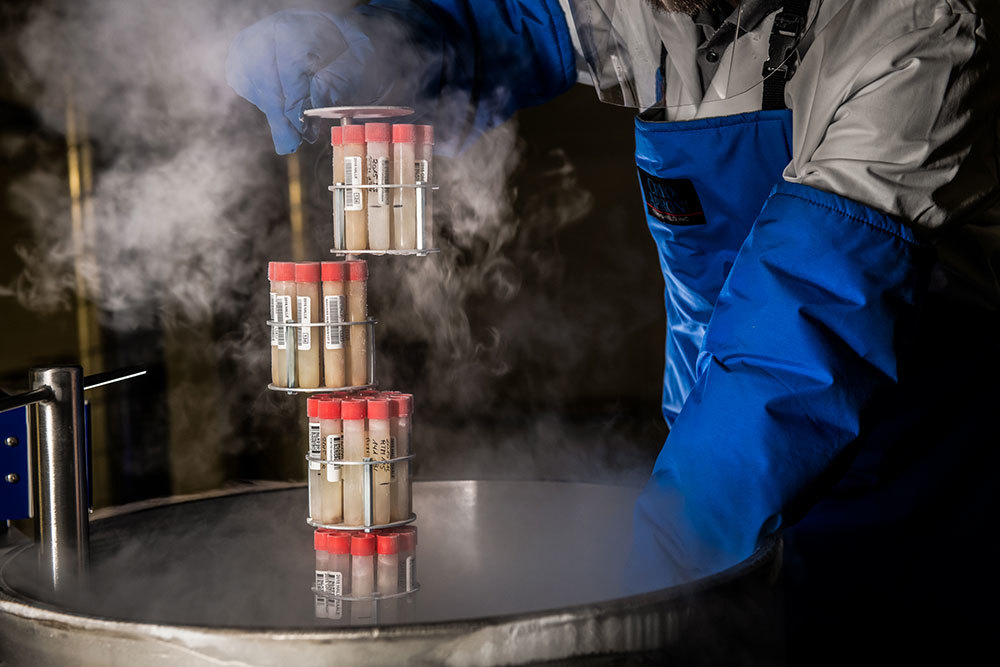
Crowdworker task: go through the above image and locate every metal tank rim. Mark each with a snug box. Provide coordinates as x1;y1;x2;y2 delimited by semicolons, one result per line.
0;480;782;665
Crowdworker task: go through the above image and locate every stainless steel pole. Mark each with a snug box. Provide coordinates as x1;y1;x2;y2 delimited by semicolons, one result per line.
30;365;89;591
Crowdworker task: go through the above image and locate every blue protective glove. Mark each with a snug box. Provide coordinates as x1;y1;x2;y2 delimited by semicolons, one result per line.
226;1;577;155
626;182;928;592
226;10;375;155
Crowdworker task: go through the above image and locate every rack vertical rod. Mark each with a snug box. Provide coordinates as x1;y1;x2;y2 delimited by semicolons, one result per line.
362;457;373;528
333;186;346;251
30;365;89;592
415;184;425;251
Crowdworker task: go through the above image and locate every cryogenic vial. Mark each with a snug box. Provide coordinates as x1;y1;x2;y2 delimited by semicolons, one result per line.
365;123;391;250
321;261;347;388
314;529;330;619
389;395;412;522
415;125;434;248
295;262;322;389
343;125;367;250
367;398;391;525
351;533;376;623
268;263;279;386
391;124;417;249
376;533;399;595
331;126;344;185
396;527;417;592
377;532;400;623
307;397;324;522
342;399;367;526
271;262;296;387
318;397;343;525
346;261;369;387
325;532;351;620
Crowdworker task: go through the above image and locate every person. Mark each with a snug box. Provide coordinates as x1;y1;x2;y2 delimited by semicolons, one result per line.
228;0;1000;659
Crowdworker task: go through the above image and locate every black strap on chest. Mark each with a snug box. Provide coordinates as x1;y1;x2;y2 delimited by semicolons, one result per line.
761;0;811;111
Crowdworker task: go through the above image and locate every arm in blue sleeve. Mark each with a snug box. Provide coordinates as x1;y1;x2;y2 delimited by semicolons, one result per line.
628;182;930;590
360;0;577;153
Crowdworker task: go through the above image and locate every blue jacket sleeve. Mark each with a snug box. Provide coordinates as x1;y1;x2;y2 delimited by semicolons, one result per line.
628;181;929;590
363;0;577;153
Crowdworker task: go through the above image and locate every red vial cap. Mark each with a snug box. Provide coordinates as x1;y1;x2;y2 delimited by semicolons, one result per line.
268;262;276;281
377;533;399;555
343;125;365;144
314;529;328;551
321;261;346;282
396;529;416;551
307;397;321;418
347;260;368;282
331;126;342;146
295;262;321;283
392;395;412;417
327;533;351;554
388;400;399;418
331;391;351;398
318;397;341;420
365;123;391;143
351;534;376;556
392;124;415;143
274;262;296;282
366;399;389;420
415;125;434;145
341;399;366;420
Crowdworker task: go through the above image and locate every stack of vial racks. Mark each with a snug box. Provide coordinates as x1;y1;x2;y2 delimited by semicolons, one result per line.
266;106;436;609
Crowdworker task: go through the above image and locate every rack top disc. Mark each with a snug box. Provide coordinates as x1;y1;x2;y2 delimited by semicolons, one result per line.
304;106;414;121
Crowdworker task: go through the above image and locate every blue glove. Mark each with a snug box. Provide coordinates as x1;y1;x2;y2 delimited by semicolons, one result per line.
226;10;375;155
626;182;928;590
226;1;577;155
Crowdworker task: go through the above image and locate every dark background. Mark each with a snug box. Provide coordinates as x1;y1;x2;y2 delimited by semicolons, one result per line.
0;1;666;508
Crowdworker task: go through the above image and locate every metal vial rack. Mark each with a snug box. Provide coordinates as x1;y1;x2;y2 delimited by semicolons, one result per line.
304;452;417;532
265;319;376;393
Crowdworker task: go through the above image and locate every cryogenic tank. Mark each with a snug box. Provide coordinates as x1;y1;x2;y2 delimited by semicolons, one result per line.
0;481;782;666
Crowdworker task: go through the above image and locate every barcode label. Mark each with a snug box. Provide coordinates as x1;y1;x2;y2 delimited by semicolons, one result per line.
326;434;343;482
415;159;429;183
406;555;415;592
344;156;363;211
324;295;345;350
269;292;278;347
297;296;311;350
367;156;389;206
309;422;322;470
276;295;292;350
325;570;343;619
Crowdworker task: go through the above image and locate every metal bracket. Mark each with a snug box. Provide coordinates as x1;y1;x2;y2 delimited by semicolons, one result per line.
0;406;30;521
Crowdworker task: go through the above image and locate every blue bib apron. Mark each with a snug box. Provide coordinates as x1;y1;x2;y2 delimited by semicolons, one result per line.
629;93;1000;663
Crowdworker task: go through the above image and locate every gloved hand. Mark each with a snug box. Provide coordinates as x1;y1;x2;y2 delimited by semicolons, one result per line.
226;9;378;155
226;1;577;155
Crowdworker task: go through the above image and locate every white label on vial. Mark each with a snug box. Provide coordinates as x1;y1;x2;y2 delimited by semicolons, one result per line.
344;156;363;211
326;434;343;482
367;155;389;206
415;159;429;184
324;295;345;350
406;555;416;592
276;295;293;350
325;570;343;619
297;295;312;350
269;292;278;347
308;422;322;470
